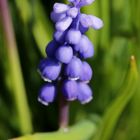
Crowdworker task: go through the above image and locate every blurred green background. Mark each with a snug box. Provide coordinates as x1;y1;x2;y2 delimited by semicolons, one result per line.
0;0;140;139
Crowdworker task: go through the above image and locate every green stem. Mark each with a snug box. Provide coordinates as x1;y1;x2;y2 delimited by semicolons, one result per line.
0;0;33;134
59;95;69;130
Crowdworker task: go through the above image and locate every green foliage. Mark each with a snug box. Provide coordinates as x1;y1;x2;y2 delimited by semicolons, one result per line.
12;120;96;140
0;0;140;140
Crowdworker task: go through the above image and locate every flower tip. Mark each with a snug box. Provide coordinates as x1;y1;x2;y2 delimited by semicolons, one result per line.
38;97;49;106
68;77;79;81
81;96;93;104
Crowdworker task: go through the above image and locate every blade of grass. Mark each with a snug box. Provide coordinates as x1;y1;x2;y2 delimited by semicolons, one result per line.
32;0;53;56
93;55;139;140
0;0;32;134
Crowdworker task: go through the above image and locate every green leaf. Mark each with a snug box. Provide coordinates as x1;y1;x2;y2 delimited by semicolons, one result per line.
12;120;96;140
93;56;139;140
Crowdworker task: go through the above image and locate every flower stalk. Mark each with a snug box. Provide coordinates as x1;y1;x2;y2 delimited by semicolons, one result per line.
59;95;69;130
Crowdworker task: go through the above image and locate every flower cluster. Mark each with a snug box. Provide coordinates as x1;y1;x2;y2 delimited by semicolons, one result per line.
38;0;103;106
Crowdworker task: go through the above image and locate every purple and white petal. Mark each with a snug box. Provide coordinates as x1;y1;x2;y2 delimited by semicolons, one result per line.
66;29;81;45
67;7;79;18
62;80;78;101
53;3;69;13
55;16;73;31
80;61;92;82
77;82;93;104
65;56;82;80
55;45;73;64
88;15;104;30
51;11;66;23
38;58;62;81
38;83;56;106
54;30;66;43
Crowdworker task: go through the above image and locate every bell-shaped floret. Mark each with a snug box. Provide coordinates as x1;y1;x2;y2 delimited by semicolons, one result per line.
67;7;79;18
38;58;62;82
78;0;95;7
55;45;73;64
66;29;81;45
79;23;88;34
80;14;103;30
77;82;93;104
55;16;72;31
51;12;66;23
45;40;58;58
80;61;92;83
62;80;78;101
38;83;56;106
74;35;94;58
88;15;104;30
65;56;82;80
53;3;69;13
54;30;66;43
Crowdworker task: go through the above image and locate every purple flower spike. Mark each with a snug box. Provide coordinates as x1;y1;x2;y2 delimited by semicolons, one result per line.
80;61;92;83
38;0;103;105
77;82;93;104
51;12;66;23
55;45;73;64
53;3;69;13
65;56;82;80
56;17;72;31
62;80;78;101
46;40;58;58
66;29;81;45
38;83;56;106
67;7;79;18
38;58;62;82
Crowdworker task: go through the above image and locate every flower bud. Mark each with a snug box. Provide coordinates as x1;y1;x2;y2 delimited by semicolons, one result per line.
77;82;93;104
74;35;91;51
80;14;103;30
67;7;78;18
55;45;73;64
80;61;92;82
55;16;72;31
54;30;66;43
66;29;81;45
51;12;66;23
38;83;56;106
38;58;62;81
65;56;82;80
62;80;78;101
88;15;104;30
81;43;94;58
79;23;88;34
53;3;69;13
75;35;94;58
78;0;95;7
45;40;58;58
79;14;93;28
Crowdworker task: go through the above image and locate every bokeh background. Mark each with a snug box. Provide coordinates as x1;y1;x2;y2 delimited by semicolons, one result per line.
0;0;140;139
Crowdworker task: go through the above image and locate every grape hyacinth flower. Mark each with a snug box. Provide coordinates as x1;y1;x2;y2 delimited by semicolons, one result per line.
38;0;103;128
